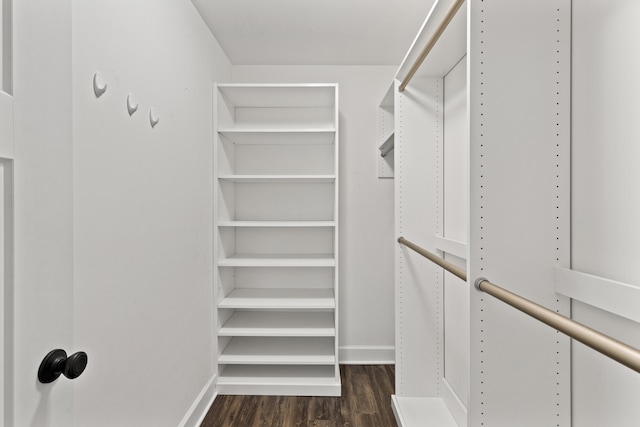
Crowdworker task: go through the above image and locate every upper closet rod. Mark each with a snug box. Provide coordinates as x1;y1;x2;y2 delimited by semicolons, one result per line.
397;236;466;281
398;0;465;92
398;236;640;374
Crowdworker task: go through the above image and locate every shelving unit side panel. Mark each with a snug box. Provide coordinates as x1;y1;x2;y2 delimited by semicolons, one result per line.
216;179;237;222
213;84;226;383
332;85;339;377
468;2;571;426
217;134;236;176
395;77;444;398
216;86;236;129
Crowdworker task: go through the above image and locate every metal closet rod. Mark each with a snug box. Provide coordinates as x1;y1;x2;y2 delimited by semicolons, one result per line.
397;236;640;374
475;278;640;374
399;0;466;92
397;236;467;281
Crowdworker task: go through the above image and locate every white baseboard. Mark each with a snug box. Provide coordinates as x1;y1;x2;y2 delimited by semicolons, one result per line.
179;374;217;427
339;345;395;364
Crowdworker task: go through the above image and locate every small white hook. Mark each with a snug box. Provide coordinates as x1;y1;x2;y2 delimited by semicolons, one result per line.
149;109;160;128
93;72;107;98
126;94;138;116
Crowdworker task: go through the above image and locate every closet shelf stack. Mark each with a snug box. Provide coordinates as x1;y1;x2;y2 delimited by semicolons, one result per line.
214;83;340;396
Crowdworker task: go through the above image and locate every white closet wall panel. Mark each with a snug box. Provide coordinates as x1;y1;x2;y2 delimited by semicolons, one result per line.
442;55;469;412
571;1;640;425
443;56;468;245
469;1;571;426
395;77;443;397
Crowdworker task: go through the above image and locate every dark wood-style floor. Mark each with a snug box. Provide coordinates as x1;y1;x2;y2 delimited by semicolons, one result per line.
200;365;397;427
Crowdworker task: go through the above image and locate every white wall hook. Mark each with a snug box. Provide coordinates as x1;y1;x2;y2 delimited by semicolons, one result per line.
126;94;139;116
93;72;107;98
149;109;160;128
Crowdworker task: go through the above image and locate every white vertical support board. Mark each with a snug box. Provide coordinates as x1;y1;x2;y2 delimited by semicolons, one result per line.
0;161;4;427
442;53;469;427
571;1;640;425
332;84;340;382
0;92;12;158
395;77;443;398
1;160;12;427
0;0;3;91
468;1;571;426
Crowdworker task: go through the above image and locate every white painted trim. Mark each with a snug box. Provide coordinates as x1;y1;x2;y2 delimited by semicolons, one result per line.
441;377;467;427
338;345;395;364
434;236;467;260
178;375;217;427
555;267;640;324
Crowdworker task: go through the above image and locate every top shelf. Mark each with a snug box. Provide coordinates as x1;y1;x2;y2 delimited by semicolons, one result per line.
217;84;337;108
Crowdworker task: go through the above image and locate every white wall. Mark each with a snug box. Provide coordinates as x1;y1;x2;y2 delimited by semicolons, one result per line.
572;1;640;425
72;1;230;426
232;66;396;363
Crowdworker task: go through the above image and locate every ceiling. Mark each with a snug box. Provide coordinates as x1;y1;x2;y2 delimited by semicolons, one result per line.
191;0;436;65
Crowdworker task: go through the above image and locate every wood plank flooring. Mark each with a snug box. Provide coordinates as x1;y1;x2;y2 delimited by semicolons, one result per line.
200;365;397;427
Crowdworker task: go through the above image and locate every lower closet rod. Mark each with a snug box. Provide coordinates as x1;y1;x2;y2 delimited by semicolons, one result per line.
397;236;640;374
475;277;640;374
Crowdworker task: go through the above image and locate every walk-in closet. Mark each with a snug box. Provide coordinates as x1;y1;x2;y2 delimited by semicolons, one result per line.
3;0;640;426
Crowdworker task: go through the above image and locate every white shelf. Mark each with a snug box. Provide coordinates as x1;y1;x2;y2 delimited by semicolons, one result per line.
555;267;640;324
434;236;467;260
219;311;335;337
219;288;335;310
391;396;458;427
218;221;336;228
218;365;337;384
219;129;335;145
216;365;341;396
218;253;335;267
219;337;335;365
217;84;336;108
218;174;336;183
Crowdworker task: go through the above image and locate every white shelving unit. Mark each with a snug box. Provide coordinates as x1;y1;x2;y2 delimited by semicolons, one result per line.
214;83;340;396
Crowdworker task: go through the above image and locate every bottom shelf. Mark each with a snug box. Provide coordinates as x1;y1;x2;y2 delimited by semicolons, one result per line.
391;396;458;427
217;365;341;396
